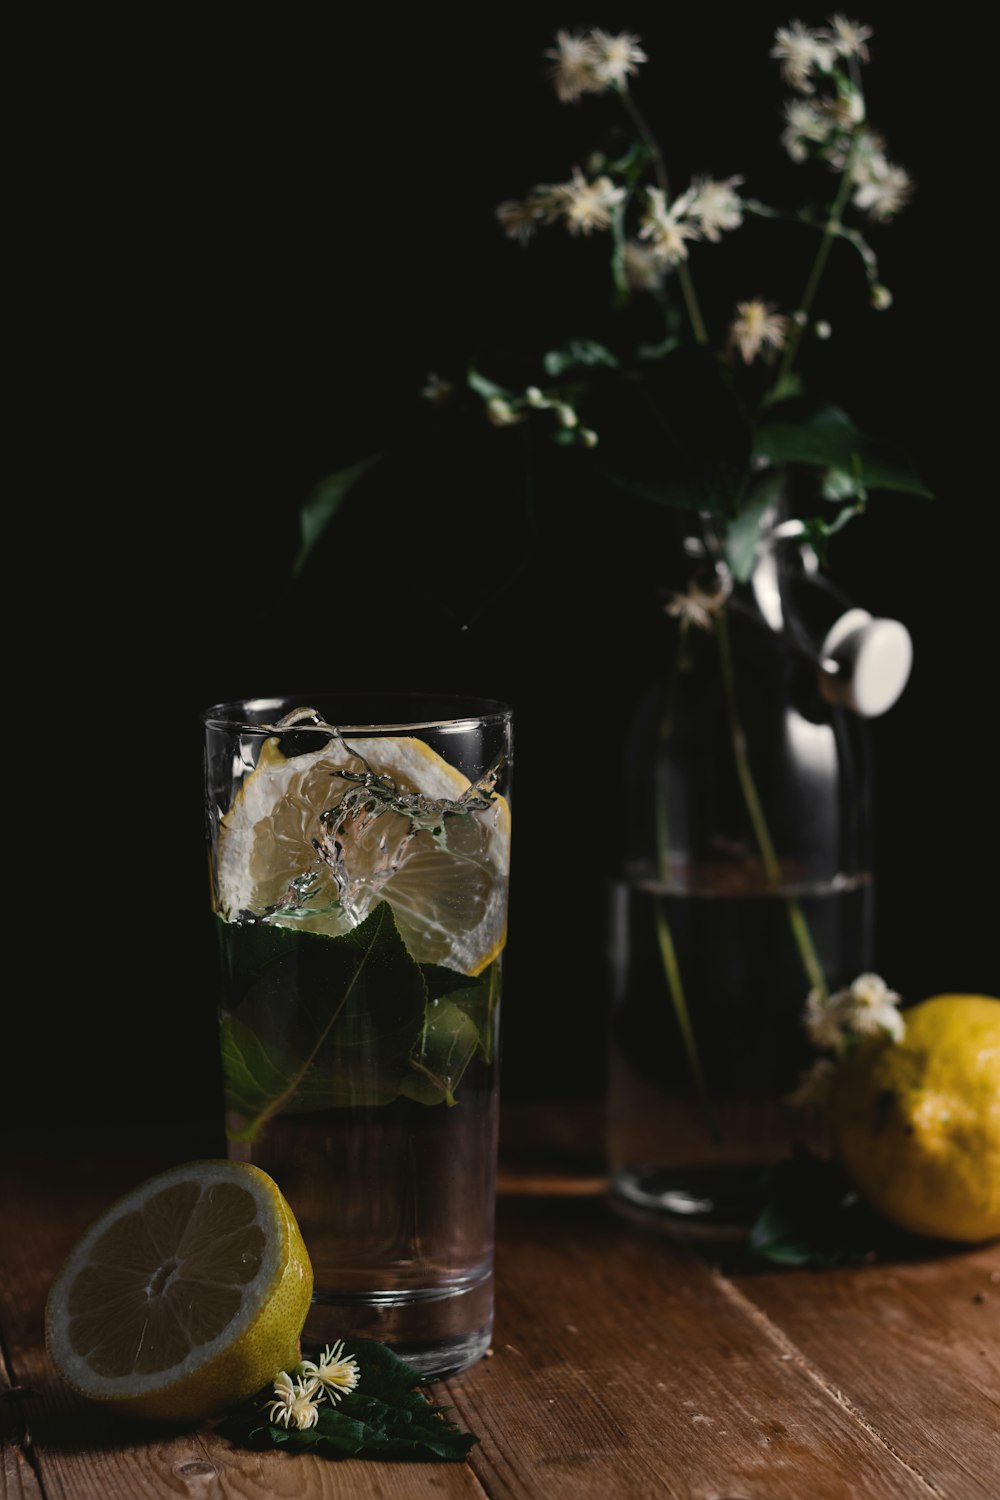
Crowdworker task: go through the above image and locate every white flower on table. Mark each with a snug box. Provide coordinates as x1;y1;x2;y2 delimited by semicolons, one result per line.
266;1371;322;1431
297;1340;362;1403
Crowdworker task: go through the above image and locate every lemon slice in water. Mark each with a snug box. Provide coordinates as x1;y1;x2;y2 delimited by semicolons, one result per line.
45;1160;313;1423
215;716;510;976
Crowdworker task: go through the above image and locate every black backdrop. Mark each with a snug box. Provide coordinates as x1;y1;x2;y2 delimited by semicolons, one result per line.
12;5;996;1160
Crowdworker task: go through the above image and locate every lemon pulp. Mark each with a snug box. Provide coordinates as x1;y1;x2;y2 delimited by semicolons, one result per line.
215;722;511;976
45;1159;314;1421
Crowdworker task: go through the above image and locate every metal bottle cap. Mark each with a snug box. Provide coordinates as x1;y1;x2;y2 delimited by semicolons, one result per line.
819;608;913;717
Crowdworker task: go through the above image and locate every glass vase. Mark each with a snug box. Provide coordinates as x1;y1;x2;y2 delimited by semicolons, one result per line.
606;529;894;1236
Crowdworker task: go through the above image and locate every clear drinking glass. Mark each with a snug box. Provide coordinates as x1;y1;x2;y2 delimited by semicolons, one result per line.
202;694;512;1377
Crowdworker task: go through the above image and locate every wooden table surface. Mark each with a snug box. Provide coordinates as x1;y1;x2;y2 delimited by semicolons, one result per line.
3;1119;999;1500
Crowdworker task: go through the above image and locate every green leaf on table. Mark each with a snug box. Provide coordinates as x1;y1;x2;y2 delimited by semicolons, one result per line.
219;905;428;1134
216;1338;479;1462
543;339;620;377
293;454;382;576
747;1146;931;1268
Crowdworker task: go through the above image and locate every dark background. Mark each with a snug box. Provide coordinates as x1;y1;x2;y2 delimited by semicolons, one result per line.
12;5;996;1160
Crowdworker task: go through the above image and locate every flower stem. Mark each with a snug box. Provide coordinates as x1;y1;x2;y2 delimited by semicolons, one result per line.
617;87;708;346
654;897;721;1143
653;621;720;1142
714;604;829;1001
774;153;857;388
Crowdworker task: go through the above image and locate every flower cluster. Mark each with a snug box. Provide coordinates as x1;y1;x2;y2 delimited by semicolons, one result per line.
266;1341;361;1431
545;27;647;102
773;17;912;226
487;13;912;452
786;972;905;1110
804;971;905;1053
293;16;925;593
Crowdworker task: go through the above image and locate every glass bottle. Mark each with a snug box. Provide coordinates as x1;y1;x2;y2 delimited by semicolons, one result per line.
606;518;912;1236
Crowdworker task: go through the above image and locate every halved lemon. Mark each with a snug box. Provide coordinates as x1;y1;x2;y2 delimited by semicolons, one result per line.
45;1160;314;1423
215;718;511;976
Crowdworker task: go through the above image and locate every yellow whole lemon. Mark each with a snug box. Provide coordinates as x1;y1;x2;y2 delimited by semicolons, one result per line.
830;994;1000;1243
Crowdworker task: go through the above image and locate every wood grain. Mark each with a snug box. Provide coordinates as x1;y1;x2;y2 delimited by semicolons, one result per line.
3;1154;997;1499
730;1247;1000;1498
0;1164;483;1499
437;1192;952;1500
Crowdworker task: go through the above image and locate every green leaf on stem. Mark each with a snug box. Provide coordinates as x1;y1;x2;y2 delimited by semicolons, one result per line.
466;365;514;401
724;470;784;582
753;404;932;498
294;455;382;577
543;339;620;377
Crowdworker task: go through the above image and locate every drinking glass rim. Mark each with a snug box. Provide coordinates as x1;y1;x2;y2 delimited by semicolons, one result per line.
201;693;513;735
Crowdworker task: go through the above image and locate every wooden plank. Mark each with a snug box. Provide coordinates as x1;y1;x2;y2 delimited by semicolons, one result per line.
1;1340;44;1500
0;1164;484;1499
729;1247;1000;1499
438;1192;942;1500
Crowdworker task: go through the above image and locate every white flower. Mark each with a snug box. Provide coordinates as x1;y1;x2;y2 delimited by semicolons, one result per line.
638;186;701;266
664;573;733;631
782;99;832;161
589;29;647;88
821;89;866;129
266;1371;322;1431
545;30;601;103
871;283;893;310
825;14;873;61
687;176;744;241
825;124;883;173
804;987;850;1052
553;168;626;236
814;320;832;339
770;21;836;92
852;159;913;220
485;396;523;427
297;1340;361;1404
623;239;665;292
728;300;789;364
579;427;599;448
420;372;453;404
496;197;543;245
804;972;905;1053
